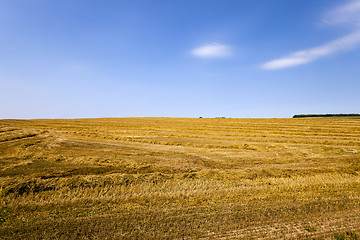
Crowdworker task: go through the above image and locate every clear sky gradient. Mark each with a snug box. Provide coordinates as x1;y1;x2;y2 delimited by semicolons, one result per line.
1;0;360;119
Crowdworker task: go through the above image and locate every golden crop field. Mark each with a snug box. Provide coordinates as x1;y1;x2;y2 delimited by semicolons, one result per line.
1;117;360;239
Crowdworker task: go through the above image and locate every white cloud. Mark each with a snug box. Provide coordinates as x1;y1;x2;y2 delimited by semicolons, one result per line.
262;0;360;70
262;31;360;70
191;43;231;58
322;0;360;27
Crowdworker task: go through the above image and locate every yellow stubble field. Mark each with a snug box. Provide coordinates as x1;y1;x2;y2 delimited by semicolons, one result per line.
0;117;360;239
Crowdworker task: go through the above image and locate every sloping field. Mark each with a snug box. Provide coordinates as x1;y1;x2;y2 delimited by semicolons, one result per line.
0;118;360;239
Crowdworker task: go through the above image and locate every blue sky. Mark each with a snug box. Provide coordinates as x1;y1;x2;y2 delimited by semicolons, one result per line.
1;0;360;119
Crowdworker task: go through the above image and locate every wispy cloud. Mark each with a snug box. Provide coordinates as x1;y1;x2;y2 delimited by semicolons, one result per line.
191;43;231;58
262;0;360;70
322;0;360;26
262;31;360;70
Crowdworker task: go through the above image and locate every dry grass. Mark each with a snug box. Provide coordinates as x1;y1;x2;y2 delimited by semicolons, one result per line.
0;117;360;239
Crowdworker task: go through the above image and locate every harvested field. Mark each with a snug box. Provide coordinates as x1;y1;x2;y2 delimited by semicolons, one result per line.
0;117;360;239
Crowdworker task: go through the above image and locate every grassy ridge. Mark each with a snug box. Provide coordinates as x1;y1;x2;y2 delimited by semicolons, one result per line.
1;118;360;239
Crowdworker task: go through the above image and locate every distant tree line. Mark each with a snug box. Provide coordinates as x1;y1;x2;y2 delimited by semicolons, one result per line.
293;114;360;118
